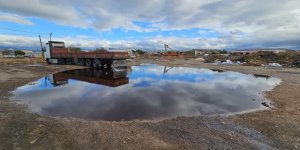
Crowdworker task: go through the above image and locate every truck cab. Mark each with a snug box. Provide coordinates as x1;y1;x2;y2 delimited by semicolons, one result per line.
44;41;67;64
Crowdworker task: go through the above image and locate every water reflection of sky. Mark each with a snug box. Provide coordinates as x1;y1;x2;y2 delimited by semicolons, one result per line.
12;64;281;121
15;78;81;92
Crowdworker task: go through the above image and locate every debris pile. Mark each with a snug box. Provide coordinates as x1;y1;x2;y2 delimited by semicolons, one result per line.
194;58;205;62
212;60;244;66
262;63;282;67
203;51;300;68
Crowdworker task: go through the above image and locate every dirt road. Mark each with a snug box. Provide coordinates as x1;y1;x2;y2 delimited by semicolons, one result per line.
0;59;299;149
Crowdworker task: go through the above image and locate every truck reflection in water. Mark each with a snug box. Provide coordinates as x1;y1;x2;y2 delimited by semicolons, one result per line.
47;67;130;87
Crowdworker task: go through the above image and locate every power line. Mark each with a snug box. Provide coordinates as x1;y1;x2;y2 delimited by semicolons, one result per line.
0;27;58;44
0;27;65;40
0;27;48;35
0;32;41;37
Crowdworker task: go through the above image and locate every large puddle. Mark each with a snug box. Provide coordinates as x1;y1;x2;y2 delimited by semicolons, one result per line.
12;64;281;121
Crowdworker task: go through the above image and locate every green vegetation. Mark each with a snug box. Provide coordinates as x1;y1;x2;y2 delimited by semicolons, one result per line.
205;51;300;67
204;54;227;63
95;47;108;52
211;50;227;54
68;47;81;52
14;50;25;56
229;51;283;66
133;49;146;54
219;50;227;54
184;50;195;57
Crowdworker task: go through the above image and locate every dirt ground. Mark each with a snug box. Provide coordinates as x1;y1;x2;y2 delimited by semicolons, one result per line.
0;58;299;149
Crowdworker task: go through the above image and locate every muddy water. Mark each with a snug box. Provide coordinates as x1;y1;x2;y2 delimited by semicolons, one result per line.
12;64;281;121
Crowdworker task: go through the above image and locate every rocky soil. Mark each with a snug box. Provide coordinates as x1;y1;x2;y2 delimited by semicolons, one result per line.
0;58;299;149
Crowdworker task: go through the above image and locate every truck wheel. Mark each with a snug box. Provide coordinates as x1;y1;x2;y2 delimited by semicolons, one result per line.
106;61;112;69
58;58;64;65
46;58;51;64
79;59;85;66
86;59;92;67
92;61;97;68
93;59;101;68
100;62;105;69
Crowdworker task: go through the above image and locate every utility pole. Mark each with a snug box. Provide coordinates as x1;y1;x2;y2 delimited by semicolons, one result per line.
39;35;43;50
39;35;44;59
50;32;52;41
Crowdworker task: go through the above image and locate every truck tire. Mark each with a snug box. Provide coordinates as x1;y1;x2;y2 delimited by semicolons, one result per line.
107;64;112;69
46;58;51;64
100;62;105;69
58;58;64;65
79;59;86;66
93;59;101;68
106;61;112;69
86;59;92;67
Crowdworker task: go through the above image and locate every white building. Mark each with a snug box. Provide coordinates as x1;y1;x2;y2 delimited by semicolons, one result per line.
230;49;288;55
2;50;15;58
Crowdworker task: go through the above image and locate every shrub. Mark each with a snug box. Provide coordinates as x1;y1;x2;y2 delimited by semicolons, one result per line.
14;50;25;56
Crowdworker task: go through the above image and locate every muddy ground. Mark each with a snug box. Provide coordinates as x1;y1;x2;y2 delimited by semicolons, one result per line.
0;58;299;150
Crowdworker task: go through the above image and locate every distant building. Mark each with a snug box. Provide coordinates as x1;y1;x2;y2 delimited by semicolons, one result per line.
230;51;255;55
20;50;42;57
127;50;136;58
2;50;15;58
193;49;217;56
262;49;288;53
230;49;288;55
193;49;225;56
34;52;43;58
21;50;33;57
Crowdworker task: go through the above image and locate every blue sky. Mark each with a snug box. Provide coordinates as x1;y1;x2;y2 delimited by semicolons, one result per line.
0;0;300;50
0;18;218;40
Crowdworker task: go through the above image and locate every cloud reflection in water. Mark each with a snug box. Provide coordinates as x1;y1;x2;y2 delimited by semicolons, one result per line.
13;64;281;121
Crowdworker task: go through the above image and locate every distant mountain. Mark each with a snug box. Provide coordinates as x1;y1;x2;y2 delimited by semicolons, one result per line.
230;48;295;51
0;46;41;52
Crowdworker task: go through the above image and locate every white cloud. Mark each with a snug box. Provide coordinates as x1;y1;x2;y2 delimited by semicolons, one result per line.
0;34;228;50
0;12;34;25
0;34;39;47
0;0;87;27
0;32;298;51
13;67;281;120
0;0;300;49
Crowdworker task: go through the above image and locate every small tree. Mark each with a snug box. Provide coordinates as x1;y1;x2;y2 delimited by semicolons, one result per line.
95;47;107;52
134;49;146;54
68;47;81;52
184;50;195;57
220;50;228;54
15;50;25;56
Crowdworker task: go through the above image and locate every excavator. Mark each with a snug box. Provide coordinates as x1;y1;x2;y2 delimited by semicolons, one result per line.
163;44;178;56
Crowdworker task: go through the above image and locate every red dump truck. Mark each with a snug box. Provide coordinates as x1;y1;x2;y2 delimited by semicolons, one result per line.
43;41;128;68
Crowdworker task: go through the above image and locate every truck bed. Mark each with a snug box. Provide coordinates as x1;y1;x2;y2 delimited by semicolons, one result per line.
51;48;128;60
